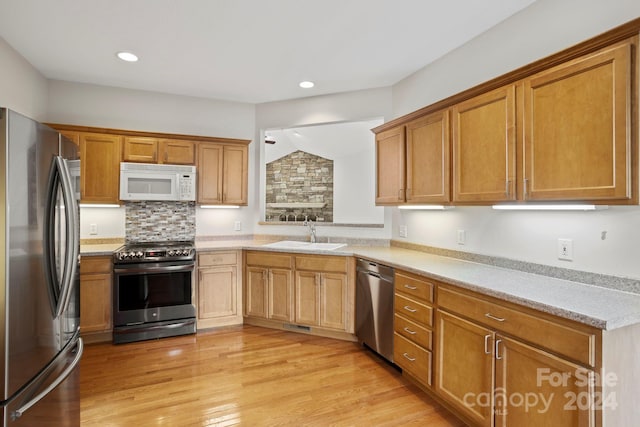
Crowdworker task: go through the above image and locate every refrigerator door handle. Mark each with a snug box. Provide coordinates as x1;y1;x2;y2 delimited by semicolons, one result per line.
11;338;84;421
43;156;80;317
56;157;80;317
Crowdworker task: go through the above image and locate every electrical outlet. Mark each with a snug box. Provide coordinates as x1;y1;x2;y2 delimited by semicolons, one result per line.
558;238;573;261
457;229;466;245
234;221;242;231
399;225;408;238
89;223;98;235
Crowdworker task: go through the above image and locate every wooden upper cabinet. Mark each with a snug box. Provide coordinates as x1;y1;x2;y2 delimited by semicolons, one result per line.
160;139;195;165
523;39;634;202
222;144;248;204
79;133;122;204
123;137;196;165
197;142;248;205
375;125;406;204
406;109;451;203
198;143;223;203
60;130;80;146
123;137;158;163
452;85;516;203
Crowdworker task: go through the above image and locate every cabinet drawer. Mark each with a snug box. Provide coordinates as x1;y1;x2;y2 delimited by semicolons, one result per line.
394;314;432;350
394;333;432;386
80;256;112;274
295;255;347;273
438;286;597;367
395;293;433;327
246;252;293;269
395;271;434;303
198;251;238;266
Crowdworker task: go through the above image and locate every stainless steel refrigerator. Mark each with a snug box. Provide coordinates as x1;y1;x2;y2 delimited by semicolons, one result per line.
0;108;82;426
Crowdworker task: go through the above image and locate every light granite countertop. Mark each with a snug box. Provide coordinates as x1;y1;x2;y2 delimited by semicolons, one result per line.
81;240;640;331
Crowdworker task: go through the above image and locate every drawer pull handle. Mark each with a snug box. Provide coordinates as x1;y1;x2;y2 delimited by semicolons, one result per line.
484;334;492;355
403;306;417;313
402;353;416;362
485;313;505;322
403;327;417;335
404;284;418;290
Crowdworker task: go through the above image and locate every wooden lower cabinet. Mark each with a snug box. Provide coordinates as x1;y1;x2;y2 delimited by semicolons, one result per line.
294;270;348;330
244;252;294;322
197;250;242;329
294;255;352;333
243;251;355;340
79;255;113;343
393;269;436;388
433;285;598;427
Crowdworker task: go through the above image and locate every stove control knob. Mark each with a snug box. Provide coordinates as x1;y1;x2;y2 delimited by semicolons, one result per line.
136;251;143;258
128;251;137;259
168;250;176;256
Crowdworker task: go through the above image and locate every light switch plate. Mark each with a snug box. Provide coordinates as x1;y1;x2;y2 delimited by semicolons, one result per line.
234;221;242;231
89;223;98;235
457;230;466;245
399;225;408;238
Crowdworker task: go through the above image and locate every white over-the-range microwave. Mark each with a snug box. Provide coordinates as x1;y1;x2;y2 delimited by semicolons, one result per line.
119;162;196;201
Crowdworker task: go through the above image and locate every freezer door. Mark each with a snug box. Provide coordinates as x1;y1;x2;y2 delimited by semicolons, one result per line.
3;336;83;426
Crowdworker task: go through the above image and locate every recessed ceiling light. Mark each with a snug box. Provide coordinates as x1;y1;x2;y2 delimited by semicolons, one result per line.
116;51;139;62
299;81;315;89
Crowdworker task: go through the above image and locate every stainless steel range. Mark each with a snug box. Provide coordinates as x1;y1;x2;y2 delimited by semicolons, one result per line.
112;241;196;344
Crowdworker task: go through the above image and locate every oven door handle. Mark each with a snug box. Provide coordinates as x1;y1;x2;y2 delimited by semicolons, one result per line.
117;319;196;333
114;264;194;274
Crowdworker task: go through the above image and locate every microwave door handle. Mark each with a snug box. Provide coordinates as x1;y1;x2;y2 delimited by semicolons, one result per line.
176;173;182;200
53;156;80;317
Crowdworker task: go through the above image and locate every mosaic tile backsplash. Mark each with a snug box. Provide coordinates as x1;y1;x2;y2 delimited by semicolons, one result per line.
125;201;195;242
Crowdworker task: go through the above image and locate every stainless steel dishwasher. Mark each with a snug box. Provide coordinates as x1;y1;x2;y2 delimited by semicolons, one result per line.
356;258;395;363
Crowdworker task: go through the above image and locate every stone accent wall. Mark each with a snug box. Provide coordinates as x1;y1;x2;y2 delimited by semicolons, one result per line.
266;150;333;222
125;201;195;242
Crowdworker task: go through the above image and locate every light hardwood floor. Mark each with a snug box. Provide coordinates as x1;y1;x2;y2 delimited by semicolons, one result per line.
80;326;466;426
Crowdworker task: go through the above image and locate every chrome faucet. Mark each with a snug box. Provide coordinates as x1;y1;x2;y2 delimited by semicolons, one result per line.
304;220;317;243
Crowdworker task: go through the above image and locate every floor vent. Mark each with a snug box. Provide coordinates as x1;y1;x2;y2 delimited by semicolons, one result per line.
284;323;311;332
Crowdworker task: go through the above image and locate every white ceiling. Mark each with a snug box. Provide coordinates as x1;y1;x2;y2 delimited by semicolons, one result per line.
0;0;537;104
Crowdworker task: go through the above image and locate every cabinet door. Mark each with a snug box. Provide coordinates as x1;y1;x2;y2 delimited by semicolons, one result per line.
495;335;594;427
523;41;632;201
198;266;237;319
295;271;319;326
197;143;223;203
319;273;347;330
123;137;158;163
268;268;294;321
245;266;267;318
375;125;406;205
223;145;248;204
436;310;495;427
80;133;122;204
160;139;195;165
406;109;451;203
452;85;516;203
80;273;112;333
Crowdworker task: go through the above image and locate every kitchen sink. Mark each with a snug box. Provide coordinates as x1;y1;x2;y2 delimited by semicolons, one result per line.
261;240;347;251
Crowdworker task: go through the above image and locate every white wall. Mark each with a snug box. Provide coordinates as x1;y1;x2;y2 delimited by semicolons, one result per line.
255;87;393;240
0;37;48;120
390;0;640;278
46;80;256;239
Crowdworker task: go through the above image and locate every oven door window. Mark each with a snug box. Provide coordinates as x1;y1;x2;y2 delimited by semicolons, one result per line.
117;270;192;311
